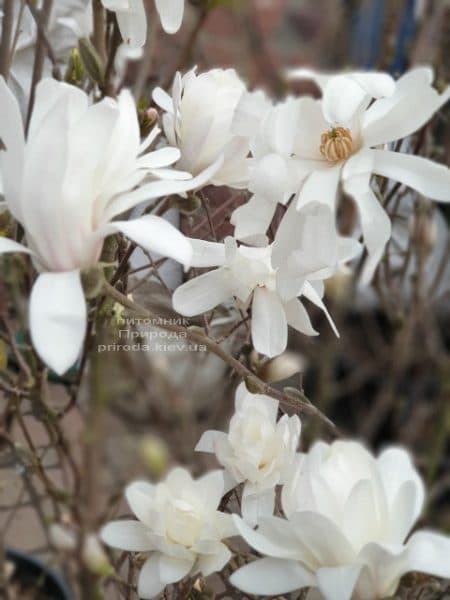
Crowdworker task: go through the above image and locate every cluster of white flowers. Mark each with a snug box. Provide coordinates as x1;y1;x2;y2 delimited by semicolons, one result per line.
101;385;450;599
1;2;450;598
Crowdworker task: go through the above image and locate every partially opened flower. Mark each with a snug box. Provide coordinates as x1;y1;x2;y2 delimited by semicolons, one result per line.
101;0;184;47
196;382;301;527
231;440;450;599
234;67;450;281
101;468;235;599
0;78;213;375
173;203;361;357
153;68;250;189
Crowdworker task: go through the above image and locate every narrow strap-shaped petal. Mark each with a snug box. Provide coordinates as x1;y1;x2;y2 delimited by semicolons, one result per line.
155;0;184;34
372;149;450;202
172;268;232;317
104;215;193;268
251;287;288;358
115;0;147;47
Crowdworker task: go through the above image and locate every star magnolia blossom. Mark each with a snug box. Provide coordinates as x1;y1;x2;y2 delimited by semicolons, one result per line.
153;68;250;189
101;0;184;47
196;382;301;527
0;78;214;375
231;440;450;599
173;203;361;357
233;67;450;281
100;468;235;599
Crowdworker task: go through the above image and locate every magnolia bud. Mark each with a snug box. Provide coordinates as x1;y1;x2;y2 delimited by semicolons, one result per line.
139;435;169;478
0;339;7;372
409;208;437;256
258;352;305;383
49;523;77;552
78;38;105;86
325;267;353;305
170;194;202;214
82;534;113;576
81;266;105;299
64;47;84;85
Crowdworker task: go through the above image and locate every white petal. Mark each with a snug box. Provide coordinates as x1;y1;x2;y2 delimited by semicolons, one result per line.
0;76;25;220
363;70;449;147
403;530;450;580
172;268;232;317
232;515;300;559
100;520;153;551
290;511;355;566
302;281;338;338
197;469;226;508
230;557;315;596
137;555;166;599
296;166;340;212
317;565;363;600
158;554;194;584
152;87;174;114
107;215;193;268
137;147;181;169
115;0;147;47
372;149;450;202
155;0;184;34
30;271;86;375
231;194;276;242
284;298;318;336
0;237;31;255
197;542;231;576
352;187;392;284
195;430;222;453
125;481;155;525
241;487;276;528
251;287;287;358
104;155;224;220
323;73;395;124
190;239;226;268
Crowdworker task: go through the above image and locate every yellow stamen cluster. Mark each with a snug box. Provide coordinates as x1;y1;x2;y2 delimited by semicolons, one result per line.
320;127;353;162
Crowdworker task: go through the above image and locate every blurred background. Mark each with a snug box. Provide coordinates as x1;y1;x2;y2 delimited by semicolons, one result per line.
1;0;450;597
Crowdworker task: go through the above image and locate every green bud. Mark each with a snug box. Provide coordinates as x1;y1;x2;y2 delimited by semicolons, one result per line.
81;266;105;299
64;47;84;85
78;38;105;86
170;194;202;215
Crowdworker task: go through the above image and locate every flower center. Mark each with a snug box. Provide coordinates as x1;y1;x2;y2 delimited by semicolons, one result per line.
320;127;353;162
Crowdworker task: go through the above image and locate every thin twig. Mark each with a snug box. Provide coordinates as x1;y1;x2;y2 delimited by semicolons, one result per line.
103;281;338;433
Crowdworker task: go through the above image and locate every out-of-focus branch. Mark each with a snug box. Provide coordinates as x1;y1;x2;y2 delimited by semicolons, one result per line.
25;0;53;133
92;0;107;61
103;281;339;434
0;0;14;78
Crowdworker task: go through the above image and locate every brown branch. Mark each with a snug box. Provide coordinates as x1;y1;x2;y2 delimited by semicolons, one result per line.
0;0;14;78
103;281;338;434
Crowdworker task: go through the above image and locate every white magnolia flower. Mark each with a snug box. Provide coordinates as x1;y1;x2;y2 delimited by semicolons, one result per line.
196;382;301;527
231;440;450;599
153;68;250;189
102;0;184;47
0;78;214;375
173;203;361;357
0;0;91;111
233;67;450;281
101;468;235;599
